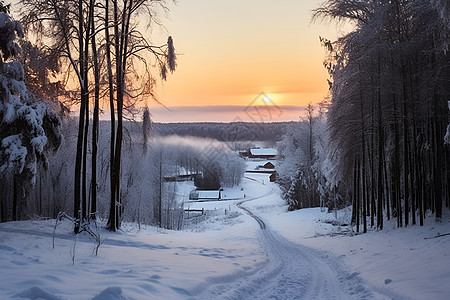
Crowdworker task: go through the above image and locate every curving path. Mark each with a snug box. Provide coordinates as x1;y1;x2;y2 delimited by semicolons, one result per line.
196;176;382;300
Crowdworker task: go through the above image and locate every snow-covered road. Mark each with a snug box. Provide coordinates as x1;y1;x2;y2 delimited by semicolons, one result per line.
197;177;380;300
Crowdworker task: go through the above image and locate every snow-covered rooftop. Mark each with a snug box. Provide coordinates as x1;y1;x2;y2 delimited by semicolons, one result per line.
197;190;220;199
189;190;221;200
249;148;277;156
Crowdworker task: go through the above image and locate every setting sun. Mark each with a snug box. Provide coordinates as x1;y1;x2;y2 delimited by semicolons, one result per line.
149;0;335;122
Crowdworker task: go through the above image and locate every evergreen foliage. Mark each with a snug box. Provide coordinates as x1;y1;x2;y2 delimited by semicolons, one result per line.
0;8;62;221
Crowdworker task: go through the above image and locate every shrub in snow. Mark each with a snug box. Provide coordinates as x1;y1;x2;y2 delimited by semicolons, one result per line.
0;12;61;188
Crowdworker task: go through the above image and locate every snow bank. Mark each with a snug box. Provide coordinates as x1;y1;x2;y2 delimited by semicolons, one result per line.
14;286;64;300
0;213;264;299
91;287;130;300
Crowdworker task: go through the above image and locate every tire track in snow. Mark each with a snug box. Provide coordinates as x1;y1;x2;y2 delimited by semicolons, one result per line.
236;202;265;230
194;177;378;300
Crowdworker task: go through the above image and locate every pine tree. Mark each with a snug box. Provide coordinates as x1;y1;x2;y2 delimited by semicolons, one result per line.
0;8;62;221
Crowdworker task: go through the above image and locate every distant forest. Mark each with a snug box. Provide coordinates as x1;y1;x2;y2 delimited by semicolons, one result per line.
151;122;295;144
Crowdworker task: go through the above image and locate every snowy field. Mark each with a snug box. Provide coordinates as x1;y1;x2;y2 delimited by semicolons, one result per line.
0;172;449;299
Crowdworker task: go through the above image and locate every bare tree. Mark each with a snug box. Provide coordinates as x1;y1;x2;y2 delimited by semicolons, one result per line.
21;0;177;232
106;0;177;231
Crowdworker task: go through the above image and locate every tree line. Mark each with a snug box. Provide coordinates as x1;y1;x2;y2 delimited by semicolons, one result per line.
0;0;177;232
152;122;294;145
278;1;449;233
0;111;245;230
277;0;450;232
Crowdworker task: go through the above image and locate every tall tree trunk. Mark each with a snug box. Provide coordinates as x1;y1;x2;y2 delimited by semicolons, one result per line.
82;74;89;221
410;114;418;226
356;158;360;233
307;103;314;208
351;157;357;225
91;0;99;219
13;174;18;221
383;148;390;221
401;59;410;227
81;0;94;222
432;94;443;220
402;110;410;227
370;92;376;228
377;84;384;229
107;0;124;231
418;147;424;226
359;69;367;233
159;149;163;227
108;0;129;231
74;0;86;233
105;0;116;230
392;82;402;227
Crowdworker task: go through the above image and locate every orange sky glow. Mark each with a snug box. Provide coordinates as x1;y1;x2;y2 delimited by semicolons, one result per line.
146;0;344;122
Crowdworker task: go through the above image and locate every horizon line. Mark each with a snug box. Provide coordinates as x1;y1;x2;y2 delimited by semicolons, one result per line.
91;104;307;123
147;104;307;112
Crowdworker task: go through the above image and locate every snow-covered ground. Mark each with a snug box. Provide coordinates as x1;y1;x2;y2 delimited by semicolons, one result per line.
253;204;450;300
1;170;449;299
241;174;450;300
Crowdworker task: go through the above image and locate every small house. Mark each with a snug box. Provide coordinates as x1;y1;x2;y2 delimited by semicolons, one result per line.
260;162;275;169
248;148;277;159
269;172;277;182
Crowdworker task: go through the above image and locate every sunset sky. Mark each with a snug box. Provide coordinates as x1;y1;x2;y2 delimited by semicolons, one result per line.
150;1;343;122
12;0;345;123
